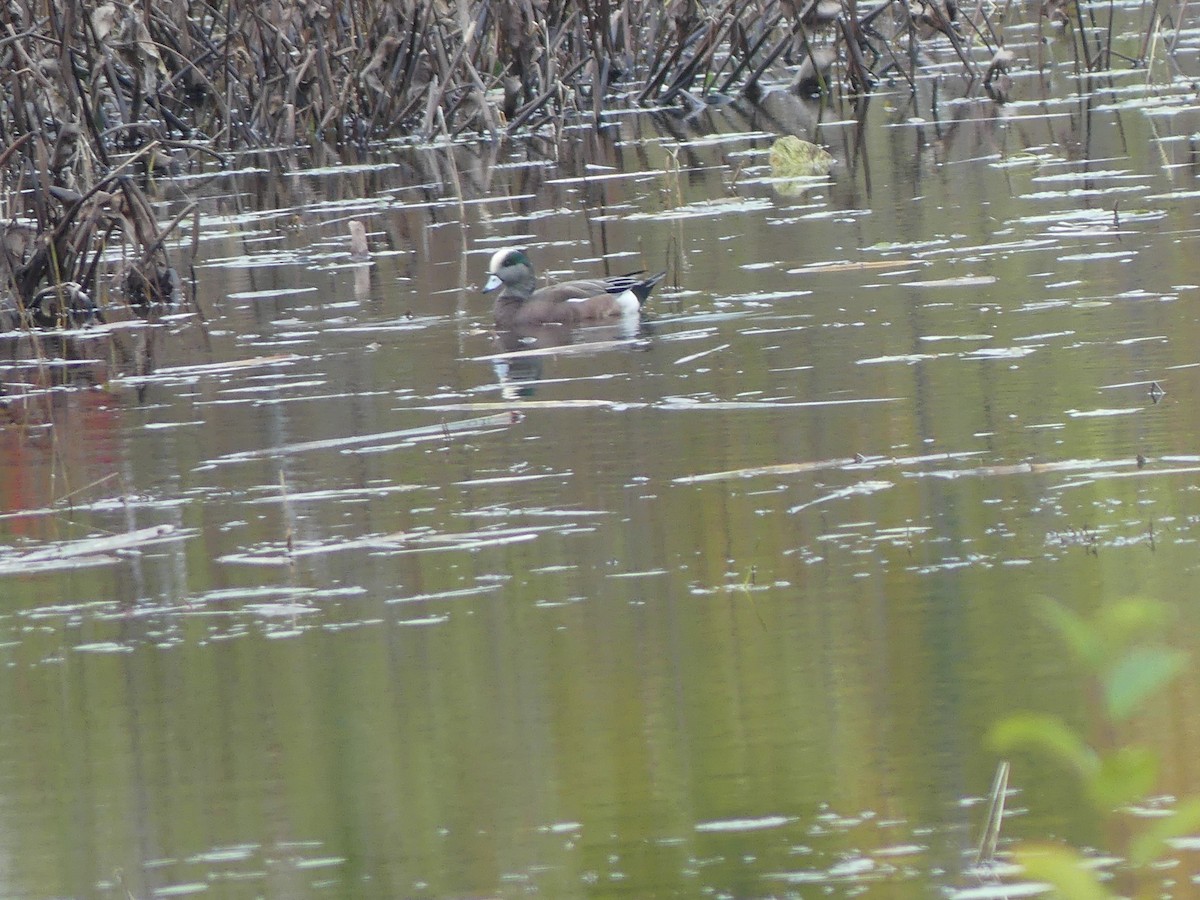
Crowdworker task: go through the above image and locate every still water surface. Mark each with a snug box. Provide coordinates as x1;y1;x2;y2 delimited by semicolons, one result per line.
4;57;1200;899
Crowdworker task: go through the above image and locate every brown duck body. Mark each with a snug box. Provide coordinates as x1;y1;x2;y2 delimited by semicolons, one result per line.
483;248;666;329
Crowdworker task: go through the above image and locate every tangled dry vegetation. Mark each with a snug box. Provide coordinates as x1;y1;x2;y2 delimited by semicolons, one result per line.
0;0;1127;328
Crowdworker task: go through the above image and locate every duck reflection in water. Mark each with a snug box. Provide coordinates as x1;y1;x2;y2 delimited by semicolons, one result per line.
490;319;657;400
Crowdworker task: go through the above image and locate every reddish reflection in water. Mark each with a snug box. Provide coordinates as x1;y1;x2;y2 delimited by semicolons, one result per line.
0;339;117;535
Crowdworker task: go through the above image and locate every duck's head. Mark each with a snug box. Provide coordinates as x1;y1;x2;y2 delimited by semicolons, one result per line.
483;247;533;293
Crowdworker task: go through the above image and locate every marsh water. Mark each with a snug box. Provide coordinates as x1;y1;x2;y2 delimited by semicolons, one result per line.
6;51;1200;899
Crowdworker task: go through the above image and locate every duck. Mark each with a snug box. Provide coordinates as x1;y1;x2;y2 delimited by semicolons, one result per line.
482;247;666;329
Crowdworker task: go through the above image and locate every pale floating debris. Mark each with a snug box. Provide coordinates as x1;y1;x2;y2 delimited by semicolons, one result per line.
763;870;825;884
676;129;775;147
675;457;858;484
626;197;773;221
280;532;411;558
1113;334;1168;345
765;857;877;883
418;400;623;412
152;884;210;897
919;238;1058;258
920;334;993;342
1022;185;1147;200
539;821;583;834
396;615;449;627
695;815;794;832
659;318;741;334
963;346;1038;359
1014;330;1074;341
229;526;564;564
287;161;403;177
1012;208;1164;225
910;457;1140;480
788;258;925;275
205;250;307;269
659;397;899;411
827;858;875;877
1066;407;1141;418
873;844;927;857
902;275;997;288
454;472;568;486
415;532;542;554
187;846;257;864
1020;300;1073;312
721;290;813;303
677;451;984;484
330;319;437;334
865;238;952;253
292;856;347;869
857;353;938;365
674;344;730;366
112;354;300;386
1031;169;1133;182
243;484;422;505
1124;802;1174;817
207;411;521;464
1147;189;1200;200
0;524;185;576
946;883;1051;899
243;603;318;617
1095;97;1190;114
789;480;893;514
192;585;363;604
0;556;118;578
145;420;206;430
546;170;655;185
228;288;318;300
991;152;1065;169
873;526;932;537
214;553;298;568
1057;250;1137;262
74;642;135;654
386;585;502;605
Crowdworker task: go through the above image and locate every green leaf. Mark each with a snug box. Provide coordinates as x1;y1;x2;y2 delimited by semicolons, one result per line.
1034;596;1101;668
1104;647;1187;721
1095;598;1172;650
1013;842;1115;900
1129;796;1200;866
1089;746;1158;810
990;714;1098;779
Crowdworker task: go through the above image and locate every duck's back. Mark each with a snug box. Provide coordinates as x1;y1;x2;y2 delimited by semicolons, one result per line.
492;271;664;328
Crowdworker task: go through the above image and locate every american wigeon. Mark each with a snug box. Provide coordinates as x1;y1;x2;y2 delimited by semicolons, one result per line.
482;247;666;329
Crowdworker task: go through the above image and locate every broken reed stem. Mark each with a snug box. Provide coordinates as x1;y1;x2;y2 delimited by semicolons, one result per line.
975;760;1011;866
280;471;294;556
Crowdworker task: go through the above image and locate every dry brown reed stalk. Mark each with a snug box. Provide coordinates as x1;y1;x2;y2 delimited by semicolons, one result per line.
1;0;1051;331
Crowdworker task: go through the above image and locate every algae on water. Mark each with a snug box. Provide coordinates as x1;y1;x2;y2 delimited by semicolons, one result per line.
769;136;835;196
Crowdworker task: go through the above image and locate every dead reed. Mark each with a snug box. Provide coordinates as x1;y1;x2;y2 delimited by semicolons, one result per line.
0;0;1150;329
